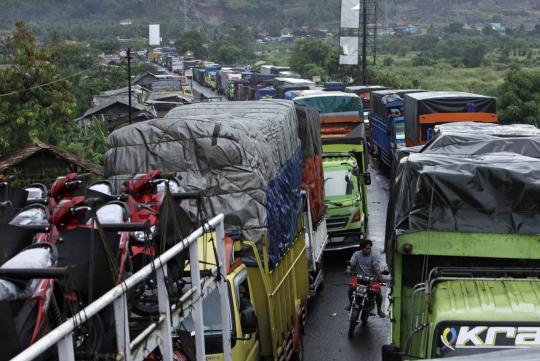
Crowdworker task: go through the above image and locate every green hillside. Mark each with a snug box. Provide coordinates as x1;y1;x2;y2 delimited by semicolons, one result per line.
1;0;539;40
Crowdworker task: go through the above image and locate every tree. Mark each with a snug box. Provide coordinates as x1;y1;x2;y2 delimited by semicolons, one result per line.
289;39;333;78
498;67;540;126
175;30;207;58
0;21;76;156
211;43;244;64
446;22;464;34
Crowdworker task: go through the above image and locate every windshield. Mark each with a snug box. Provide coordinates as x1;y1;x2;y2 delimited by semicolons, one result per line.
324;169;354;197
182;287;226;334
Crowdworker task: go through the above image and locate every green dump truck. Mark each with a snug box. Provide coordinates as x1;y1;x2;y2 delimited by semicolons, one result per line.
383;123;540;360
293;92;370;250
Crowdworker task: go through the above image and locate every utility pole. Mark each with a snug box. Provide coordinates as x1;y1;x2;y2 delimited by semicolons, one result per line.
362;0;368;84
127;48;132;124
184;0;188;32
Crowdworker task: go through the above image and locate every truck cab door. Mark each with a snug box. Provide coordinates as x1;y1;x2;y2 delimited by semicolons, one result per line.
232;270;259;361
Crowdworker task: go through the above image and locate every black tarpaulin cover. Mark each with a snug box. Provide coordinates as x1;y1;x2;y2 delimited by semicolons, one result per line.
394;152;540;234
105;100;303;267
404;91;496;145
393;151;540;235
422;123;540;157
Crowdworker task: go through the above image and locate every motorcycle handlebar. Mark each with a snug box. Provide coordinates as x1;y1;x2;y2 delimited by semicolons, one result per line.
100;221;151;232
13;224;50;232
0;266;72;281
170;191;202;201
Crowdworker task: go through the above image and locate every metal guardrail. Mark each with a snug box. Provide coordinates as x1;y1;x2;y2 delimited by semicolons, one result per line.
11;214;232;361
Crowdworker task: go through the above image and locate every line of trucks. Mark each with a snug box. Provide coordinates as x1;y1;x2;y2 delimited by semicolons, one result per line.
190;62;540;360
5;56;539;359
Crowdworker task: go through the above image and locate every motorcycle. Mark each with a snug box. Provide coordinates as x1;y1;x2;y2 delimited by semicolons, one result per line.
347;274;386;338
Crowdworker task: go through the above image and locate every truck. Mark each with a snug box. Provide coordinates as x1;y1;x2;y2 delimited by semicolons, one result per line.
369;89;424;168
293;92;371;250
403;91;498;146
106;100;324;360
383;123;540;361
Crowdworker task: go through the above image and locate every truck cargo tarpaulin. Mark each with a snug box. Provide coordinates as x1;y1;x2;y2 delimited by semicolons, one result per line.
295;105;325;226
423;123;540;157
404;91;497;145
393;152;540;235
294;92;363;137
105;100;302;268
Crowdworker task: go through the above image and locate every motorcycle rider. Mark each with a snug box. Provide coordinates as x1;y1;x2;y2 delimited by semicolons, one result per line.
345;239;385;318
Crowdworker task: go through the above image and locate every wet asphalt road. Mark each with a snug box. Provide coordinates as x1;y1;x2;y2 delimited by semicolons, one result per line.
304;157;391;361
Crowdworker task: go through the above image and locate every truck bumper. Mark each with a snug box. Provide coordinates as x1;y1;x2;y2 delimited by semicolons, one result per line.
324;230;363;251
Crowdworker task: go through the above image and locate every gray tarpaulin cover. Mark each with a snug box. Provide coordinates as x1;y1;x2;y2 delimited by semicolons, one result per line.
391;123;540;235
105;100;302;267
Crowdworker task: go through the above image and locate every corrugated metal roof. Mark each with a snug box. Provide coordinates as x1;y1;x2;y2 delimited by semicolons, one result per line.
0;141;104;176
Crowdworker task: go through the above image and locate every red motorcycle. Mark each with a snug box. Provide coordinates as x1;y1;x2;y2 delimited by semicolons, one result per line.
348;274;386;338
122;170;194;316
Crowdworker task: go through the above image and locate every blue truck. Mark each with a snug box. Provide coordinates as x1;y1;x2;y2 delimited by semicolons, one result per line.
369;89;425;168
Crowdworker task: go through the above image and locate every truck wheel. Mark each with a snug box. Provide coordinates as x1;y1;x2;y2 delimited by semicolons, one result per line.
382;344;402;361
293;336;304;361
348;309;359;338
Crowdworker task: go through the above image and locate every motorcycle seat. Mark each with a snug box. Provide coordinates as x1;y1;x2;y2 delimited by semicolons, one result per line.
89;181;114;196
0;248;52;301
94;202;130;224
9;205;49;227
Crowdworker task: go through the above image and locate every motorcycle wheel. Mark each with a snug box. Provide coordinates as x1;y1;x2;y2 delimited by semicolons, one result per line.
132;277;160;316
73;313;104;359
360;308;369;324
348;309;359;338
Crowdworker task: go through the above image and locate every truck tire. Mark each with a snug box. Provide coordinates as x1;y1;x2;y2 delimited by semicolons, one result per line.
382;344;402;361
348;309;359;338
293;336;304;361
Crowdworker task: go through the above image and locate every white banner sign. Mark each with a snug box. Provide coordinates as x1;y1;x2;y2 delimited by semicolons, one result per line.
340;0;360;28
339;36;359;65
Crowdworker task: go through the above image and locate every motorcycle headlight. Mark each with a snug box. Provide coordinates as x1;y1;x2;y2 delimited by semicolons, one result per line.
133;225;156;241
356;285;367;294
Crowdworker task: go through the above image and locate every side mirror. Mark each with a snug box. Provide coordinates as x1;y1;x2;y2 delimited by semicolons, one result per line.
240;307;258;334
363;172;372;186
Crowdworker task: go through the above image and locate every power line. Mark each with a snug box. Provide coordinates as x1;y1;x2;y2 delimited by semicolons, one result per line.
0;63;104;98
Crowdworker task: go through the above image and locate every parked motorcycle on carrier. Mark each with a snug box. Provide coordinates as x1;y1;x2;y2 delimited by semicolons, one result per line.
347;274;387;338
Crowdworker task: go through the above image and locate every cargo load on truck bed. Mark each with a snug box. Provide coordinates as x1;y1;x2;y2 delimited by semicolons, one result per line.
424;122;540;156
295;105;325;226
105;100;302;268
404;91;497;145
293;92;363;137
392;123;540;236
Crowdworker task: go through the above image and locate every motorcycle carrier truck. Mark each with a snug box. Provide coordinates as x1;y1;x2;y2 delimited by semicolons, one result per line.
104;100;315;360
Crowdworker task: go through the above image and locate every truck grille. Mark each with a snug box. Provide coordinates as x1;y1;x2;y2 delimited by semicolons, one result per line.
327;217;349;229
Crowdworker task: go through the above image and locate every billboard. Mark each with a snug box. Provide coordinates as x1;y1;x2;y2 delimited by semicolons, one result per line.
340;0;360;28
339;36;359;65
149;24;160;46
